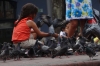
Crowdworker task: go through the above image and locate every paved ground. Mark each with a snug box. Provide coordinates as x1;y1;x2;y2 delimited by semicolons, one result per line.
0;52;100;66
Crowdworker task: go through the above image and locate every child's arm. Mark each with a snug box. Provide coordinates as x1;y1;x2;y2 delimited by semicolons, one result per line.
27;20;58;38
28;20;49;37
31;29;35;33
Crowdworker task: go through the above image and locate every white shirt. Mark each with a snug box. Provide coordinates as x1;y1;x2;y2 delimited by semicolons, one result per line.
60;31;66;37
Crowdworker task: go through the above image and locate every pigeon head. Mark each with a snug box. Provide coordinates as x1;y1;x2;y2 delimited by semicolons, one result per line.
36;18;44;28
40;15;52;27
2;42;8;50
52;19;69;28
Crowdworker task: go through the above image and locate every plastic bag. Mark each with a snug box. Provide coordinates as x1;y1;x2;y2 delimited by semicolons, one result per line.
82;20;93;38
91;24;100;39
83;19;100;39
83;9;100;39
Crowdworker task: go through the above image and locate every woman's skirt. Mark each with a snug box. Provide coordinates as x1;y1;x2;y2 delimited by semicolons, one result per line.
65;0;93;20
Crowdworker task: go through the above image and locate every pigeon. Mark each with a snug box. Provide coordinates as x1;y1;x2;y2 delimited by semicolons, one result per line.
37;48;51;57
40;15;52;27
36;14;52;30
10;43;21;61
53;35;62;52
52;18;69;28
84;46;96;60
40;15;70;29
73;38;84;55
27;47;35;59
37;44;51;57
52;38;69;58
33;39;52;57
52;45;69;59
36;18;44;30
0;42;9;62
20;48;28;58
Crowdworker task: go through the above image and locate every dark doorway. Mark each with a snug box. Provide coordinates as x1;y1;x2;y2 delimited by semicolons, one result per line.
0;0;17;43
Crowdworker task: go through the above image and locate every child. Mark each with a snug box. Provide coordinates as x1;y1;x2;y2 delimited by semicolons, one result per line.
58;26;67;44
59;26;67;38
12;3;58;48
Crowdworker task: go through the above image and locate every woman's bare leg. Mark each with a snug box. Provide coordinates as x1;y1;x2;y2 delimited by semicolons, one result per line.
67;20;78;38
65;24;69;36
80;19;87;36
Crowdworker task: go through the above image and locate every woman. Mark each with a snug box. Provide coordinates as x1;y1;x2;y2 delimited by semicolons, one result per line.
65;0;93;37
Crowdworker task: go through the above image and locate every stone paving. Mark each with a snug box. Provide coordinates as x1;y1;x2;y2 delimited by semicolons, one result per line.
0;52;100;66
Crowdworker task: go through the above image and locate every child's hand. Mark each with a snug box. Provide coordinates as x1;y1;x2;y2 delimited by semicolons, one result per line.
53;33;58;38
48;33;58;38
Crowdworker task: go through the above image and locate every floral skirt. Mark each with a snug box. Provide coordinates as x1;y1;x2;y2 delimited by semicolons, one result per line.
65;0;93;20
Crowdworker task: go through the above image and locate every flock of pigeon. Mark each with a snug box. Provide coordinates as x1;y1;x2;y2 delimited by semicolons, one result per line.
0;15;99;62
0;35;98;62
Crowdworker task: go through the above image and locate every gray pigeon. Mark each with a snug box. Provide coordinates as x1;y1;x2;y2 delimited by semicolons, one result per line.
10;43;22;61
0;42;9;62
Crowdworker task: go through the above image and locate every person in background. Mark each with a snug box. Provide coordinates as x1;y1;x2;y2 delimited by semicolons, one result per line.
59;26;67;38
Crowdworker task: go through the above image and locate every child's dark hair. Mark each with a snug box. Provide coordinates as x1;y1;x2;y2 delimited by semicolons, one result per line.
60;26;65;31
14;3;38;27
